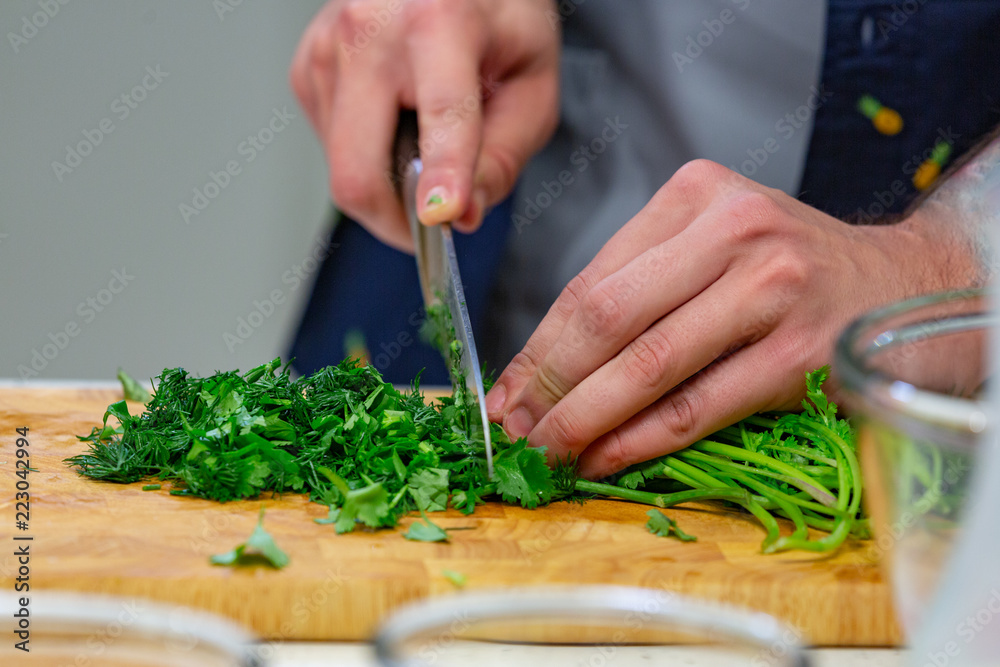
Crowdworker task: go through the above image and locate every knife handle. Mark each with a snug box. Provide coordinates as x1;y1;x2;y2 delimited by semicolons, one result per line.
392;109;420;199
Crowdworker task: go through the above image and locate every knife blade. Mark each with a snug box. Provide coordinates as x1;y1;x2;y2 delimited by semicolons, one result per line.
393;111;494;479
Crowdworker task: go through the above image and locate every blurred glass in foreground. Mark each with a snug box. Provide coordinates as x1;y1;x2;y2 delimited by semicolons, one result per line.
837;288;1000;666
374;586;809;667
0;592;262;667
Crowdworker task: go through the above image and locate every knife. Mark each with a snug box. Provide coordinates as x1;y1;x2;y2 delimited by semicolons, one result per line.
393;111;494;479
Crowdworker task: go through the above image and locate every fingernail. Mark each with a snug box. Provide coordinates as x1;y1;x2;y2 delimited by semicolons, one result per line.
505;406;535;440
423;186;450;213
485;384;506;416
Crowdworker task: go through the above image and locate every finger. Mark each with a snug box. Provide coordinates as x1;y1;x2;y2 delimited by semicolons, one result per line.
454;66;559;232
575;340;808;480
404;2;486;225
486;161;734;420
290;2;341;137
325;45;410;251
520;266;791;461
502;219;738;439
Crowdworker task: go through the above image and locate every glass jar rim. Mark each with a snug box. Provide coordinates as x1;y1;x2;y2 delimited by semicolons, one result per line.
834;287;991;448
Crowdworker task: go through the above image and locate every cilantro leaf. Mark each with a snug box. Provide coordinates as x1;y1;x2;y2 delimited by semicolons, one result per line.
334;482;391;534
492;438;553;509
210;508;290;568
441;569;467;587
118;368;152;403
645;509;696;542
314;506;341;525
450;486;483;515
408;468;450;512
404;511;449;542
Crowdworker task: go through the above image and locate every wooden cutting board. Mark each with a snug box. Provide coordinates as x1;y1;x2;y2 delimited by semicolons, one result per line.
0;386;902;646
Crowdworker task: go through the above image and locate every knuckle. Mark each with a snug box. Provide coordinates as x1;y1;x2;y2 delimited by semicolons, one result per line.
562;267;601;308
404;0;461;28
331;2;374;54
508;350;537;375
546;406;587;450
337;0;374;33
533;363;572;404
596;431;632;477
503;349;539;385
668;159;728;193
329;168;377;216
761;248;810;292
549;269;601;324
624;329;675;392
653;159;728;217
577;283;627;339
658;390;700;441
723;192;782;240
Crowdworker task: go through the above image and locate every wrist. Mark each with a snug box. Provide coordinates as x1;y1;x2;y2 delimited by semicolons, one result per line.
897;127;1000;288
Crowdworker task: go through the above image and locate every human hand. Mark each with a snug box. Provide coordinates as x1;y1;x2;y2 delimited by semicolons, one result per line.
290;0;560;251
484;159;979;479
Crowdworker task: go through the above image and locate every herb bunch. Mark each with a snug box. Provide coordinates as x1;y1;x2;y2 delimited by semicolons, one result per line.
587;366;868;553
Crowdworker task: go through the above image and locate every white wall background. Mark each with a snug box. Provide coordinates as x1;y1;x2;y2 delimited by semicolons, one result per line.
1;0;332;381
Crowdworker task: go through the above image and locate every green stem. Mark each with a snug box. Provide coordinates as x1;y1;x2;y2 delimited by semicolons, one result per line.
759;445;838;467
676;450;843;515
663;457;736;489
689;441;837;506
575;481;781;550
574;480;669;506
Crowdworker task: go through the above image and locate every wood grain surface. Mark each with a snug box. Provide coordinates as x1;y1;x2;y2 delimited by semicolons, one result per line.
0;387;902;646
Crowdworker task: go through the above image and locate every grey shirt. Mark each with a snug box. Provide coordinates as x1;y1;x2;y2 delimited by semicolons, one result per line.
484;0;826;365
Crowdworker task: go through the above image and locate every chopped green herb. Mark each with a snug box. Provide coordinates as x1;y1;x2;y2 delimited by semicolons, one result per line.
141;484;161;491
645;509;696;542
441;568;467;587
210;507;289;569
118;368;152;403
404;510;449;542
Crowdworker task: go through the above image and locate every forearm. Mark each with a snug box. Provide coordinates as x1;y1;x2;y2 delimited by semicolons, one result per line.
903;125;1000;286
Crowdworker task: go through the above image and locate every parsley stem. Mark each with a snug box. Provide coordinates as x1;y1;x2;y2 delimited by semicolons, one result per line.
691;440;837;507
